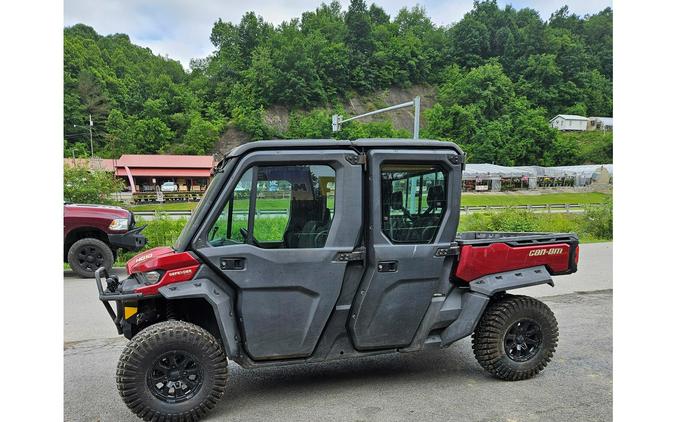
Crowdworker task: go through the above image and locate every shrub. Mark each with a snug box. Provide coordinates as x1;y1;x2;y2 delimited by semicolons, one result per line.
581;198;613;240
459;207;613;242
459;209;537;232
117;213;188;263
64;166;124;204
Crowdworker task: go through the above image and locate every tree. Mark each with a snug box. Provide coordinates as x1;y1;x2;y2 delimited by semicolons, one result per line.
126;118;174;154
64;2;612;167
64;166;124;204
345;0;375;92
173;114;224;154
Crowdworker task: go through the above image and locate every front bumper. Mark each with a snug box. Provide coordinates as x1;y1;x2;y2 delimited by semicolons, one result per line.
108;225;147;252
95;267;143;334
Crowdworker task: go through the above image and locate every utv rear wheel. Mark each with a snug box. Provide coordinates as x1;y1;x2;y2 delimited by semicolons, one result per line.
472;295;558;381
67;237;114;278
116;320;228;421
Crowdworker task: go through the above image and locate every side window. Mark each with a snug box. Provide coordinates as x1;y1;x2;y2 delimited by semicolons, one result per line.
252;165;335;248
208;169;252;246
381;163;447;244
207;164;336;249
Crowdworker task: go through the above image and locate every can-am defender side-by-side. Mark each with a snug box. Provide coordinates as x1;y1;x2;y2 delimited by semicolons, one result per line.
97;139;579;421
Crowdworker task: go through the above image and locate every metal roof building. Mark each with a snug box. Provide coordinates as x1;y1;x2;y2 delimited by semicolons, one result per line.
113;154;215;194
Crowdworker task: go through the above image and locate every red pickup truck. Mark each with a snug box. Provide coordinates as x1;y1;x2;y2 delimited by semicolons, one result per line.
64;204;146;278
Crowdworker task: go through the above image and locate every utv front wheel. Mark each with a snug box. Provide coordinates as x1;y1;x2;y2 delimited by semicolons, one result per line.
472;295;558;381
117;320;228;421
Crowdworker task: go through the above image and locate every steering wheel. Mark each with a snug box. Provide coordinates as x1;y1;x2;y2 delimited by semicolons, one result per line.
239;227;261;247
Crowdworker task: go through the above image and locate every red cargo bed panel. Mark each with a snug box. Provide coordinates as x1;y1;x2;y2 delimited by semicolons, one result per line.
454;242;572;282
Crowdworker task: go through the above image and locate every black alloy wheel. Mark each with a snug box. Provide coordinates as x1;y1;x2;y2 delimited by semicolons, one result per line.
116;320;228;422
147;351;204;403
76;244;105;273
472;294;558;381
67;237;114;278
503;318;543;362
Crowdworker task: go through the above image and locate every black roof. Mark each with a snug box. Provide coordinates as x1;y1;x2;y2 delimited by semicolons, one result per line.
225;138;463;158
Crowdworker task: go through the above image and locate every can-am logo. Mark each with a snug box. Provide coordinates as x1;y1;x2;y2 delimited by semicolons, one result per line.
134;253;153;264
529;248;564;257
168;268;193;277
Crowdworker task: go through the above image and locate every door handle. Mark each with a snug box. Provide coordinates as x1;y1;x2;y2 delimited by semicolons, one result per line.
220;257;245;270
377;260;398;272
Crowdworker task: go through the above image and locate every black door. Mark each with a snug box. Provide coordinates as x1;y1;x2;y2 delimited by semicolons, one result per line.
349;149;461;350
193;150;363;360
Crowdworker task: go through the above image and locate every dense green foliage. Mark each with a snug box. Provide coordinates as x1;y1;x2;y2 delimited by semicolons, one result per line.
64;25;224;156
64;166;124;204
64;1;612;166
545;131;613;165
459;205;613;242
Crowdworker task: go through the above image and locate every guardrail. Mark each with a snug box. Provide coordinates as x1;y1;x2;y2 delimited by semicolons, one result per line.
460;203;584;213
133;203;588;220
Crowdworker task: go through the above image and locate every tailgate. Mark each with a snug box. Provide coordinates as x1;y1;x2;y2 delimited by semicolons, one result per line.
454;232;579;282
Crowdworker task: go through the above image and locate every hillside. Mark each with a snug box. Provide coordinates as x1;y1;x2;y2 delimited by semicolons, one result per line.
64;0;613;166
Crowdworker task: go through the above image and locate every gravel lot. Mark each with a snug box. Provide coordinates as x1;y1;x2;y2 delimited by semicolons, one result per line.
64;242;612;421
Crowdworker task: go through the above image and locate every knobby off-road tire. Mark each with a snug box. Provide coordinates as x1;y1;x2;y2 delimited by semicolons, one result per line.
472;294;558;381
117;320;229;422
67;237;114;278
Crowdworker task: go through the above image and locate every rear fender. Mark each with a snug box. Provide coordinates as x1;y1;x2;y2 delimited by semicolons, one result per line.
468;265;553;296
439;266;553;347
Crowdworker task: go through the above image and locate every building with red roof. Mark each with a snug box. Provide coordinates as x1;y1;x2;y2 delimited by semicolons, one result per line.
114;154;215;193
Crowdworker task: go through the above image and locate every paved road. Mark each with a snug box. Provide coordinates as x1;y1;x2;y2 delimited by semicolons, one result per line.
64;242;612;421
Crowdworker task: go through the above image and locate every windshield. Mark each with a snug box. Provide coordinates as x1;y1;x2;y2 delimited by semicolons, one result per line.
172;160;230;250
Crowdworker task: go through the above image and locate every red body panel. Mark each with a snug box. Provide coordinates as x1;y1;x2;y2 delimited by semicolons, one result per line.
454;243;572;282
64;204;131;238
125;247;194;274
125;247;201;295
134;264;201;296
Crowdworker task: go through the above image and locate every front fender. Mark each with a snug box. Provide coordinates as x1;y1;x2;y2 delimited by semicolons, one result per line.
158;277;241;360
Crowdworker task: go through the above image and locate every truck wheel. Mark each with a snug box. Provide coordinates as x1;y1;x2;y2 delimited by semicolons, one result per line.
472;295;558;381
67;238;114;278
116;320;228;422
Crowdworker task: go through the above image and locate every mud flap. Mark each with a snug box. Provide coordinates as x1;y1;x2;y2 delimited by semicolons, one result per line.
439;292;489;347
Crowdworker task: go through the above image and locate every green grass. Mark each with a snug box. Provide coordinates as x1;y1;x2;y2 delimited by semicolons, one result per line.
130;192;610;212
460;192;610;207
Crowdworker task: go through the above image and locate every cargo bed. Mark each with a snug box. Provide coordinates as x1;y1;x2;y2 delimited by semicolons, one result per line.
454;232;579;282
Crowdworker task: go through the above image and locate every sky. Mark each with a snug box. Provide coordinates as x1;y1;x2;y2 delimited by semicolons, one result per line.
64;0;612;68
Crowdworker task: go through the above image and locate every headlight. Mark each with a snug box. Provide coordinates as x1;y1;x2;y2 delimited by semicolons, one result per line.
144;271;162;284
109;218;129;231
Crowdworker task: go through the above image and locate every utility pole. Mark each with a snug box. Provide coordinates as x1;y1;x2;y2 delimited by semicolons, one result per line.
72;117;95;158
89;114;94;158
332;96;422;139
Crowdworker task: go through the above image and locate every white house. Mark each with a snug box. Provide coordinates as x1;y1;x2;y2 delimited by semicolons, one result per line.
549;114;589;131
589;117;613;131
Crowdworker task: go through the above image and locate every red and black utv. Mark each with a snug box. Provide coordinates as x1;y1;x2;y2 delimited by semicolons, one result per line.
97;139;579;421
